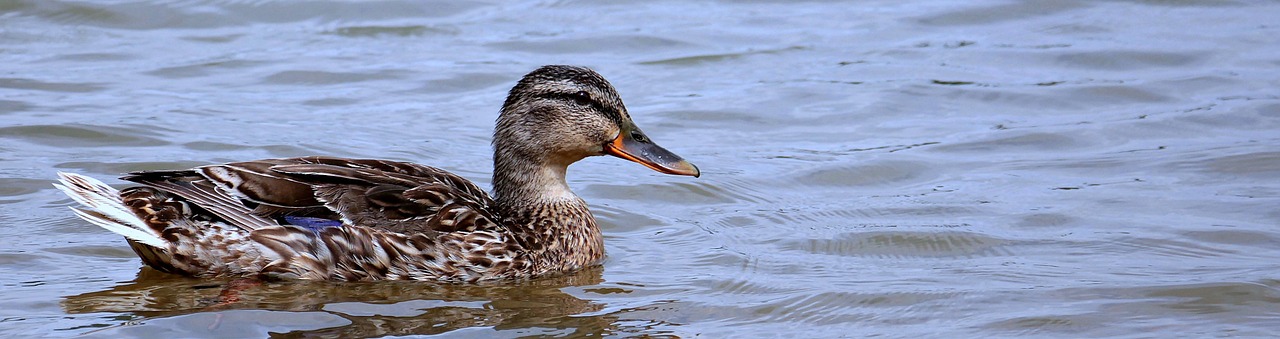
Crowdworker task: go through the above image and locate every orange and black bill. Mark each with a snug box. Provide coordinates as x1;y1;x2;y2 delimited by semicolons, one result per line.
603;128;700;177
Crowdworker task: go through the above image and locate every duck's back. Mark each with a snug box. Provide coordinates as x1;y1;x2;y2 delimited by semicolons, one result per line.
57;156;534;282
125;156;505;235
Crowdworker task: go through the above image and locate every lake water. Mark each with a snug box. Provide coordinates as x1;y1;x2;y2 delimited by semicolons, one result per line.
2;0;1279;337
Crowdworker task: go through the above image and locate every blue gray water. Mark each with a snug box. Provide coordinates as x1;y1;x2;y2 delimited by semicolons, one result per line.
2;0;1279;337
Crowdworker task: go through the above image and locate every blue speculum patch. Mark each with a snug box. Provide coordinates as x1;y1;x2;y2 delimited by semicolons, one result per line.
283;216;344;233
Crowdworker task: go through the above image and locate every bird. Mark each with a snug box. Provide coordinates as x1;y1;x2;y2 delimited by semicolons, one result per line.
54;65;699;283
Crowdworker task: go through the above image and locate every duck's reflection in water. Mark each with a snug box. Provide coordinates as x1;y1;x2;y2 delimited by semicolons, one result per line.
63;266;620;337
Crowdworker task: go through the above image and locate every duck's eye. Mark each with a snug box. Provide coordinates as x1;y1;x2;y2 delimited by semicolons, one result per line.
630;130;650;143
571;91;592;105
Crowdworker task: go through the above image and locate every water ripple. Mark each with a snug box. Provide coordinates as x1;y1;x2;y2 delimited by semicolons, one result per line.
0;78;105;93
1056;50;1203;70
0;124;168;148
782;231;1016;259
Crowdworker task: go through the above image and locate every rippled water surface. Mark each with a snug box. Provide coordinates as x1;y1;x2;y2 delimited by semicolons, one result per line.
3;0;1280;337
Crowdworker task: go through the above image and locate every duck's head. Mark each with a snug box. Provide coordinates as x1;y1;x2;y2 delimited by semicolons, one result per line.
494;65;699;178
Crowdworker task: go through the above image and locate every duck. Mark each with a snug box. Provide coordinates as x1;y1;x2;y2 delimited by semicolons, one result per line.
54;65;699;283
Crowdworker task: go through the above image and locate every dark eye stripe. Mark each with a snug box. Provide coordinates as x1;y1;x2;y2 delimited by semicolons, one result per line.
537;92;626;126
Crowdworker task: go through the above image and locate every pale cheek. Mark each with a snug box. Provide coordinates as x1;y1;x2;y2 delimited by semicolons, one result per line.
575;134;604;155
548;131;599;155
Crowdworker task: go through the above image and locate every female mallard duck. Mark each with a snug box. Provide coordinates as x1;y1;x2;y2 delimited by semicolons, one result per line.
55;65;699;283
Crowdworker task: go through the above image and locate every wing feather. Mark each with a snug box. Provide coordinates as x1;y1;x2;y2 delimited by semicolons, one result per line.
121;156;505;237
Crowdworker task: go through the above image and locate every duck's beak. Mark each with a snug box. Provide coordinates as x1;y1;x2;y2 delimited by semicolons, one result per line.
603;129;700;177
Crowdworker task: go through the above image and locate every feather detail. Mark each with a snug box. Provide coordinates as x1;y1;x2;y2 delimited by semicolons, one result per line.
121;170;275;231
55;172;167;248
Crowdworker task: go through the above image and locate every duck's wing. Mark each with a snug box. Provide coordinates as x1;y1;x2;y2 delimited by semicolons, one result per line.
122;156;503;235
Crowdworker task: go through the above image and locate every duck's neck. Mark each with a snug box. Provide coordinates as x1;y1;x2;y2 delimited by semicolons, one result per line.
492;152;604;271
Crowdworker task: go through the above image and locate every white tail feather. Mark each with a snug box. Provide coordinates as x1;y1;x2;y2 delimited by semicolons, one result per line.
54;172;168;248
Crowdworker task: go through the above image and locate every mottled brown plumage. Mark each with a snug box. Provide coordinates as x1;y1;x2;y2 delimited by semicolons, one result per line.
55;65;699;282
